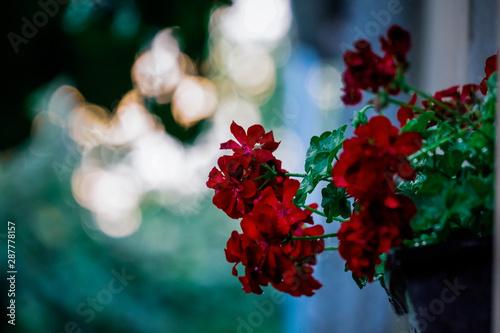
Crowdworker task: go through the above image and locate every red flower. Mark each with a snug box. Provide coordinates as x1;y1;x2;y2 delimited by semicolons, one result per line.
207;155;257;219
288;224;325;259
226;221;325;296
207;122;290;219
341;25;411;106
332;116;422;202
220;121;280;167
380;25;411;64
480;52;498;95
225;193;325;296
273;223;324;296
225;230;245;276
337;214;382;281
245;158;289;195
397;93;417;127
366;195;416;242
250;179;308;235
338;194;416;281
273;264;322;297
341;40;397;105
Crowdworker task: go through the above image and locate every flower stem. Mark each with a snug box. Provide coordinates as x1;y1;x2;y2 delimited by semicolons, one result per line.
258;178;271;191
252;173;269;182
285;173;307;178
324;246;338;251
292;233;338;241
386;96;426;114
359;104;375;113
300;205;349;222
321;175;333;182
300;205;326;217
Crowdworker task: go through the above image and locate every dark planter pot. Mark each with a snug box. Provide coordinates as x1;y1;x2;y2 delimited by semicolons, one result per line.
384;237;492;333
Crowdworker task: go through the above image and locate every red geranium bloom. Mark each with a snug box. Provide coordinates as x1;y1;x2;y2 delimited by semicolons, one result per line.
207;155;257;219
480;52;498;95
332;116;422;202
225;230;245;276
338;194;416;281
273;264;322;297
380;25;411;64
225;193;325;296
341;25;411;105
337;214;382;281
226;221;324;295
366;194;416;243
341;40;397;105
250;179;308;235
220;121;280;167
288;224;325;259
245;157;289;194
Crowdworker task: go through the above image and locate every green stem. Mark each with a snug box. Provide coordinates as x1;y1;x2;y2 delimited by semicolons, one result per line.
359;104;375;113
386;96;426;115
261;163;277;174
292;232;338;241
320;175;333;182
300;205;348;222
301;205;327;217
324;246;339;251
284;173;307;178
252;173;269;182
258;178;270;191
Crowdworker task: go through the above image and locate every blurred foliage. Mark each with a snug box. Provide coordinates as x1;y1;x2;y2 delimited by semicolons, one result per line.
4;0;231;150
3;1;283;332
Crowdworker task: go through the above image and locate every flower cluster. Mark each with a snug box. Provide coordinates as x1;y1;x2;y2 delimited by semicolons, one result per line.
341;25;411;105
207;122;284;219
333;116;422;281
207;122;325;296
209;24;497;298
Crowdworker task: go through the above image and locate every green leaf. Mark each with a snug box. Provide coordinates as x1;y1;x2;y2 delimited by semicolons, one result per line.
444;185;473;216
401;111;435;134
305;125;347;175
352;273;367;289
418;172;446;196
467;174;494;203
293;173;316;205
410;195;447;233
295;125;347;205
436;150;467;177
468;123;494;152
321;183;351;222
